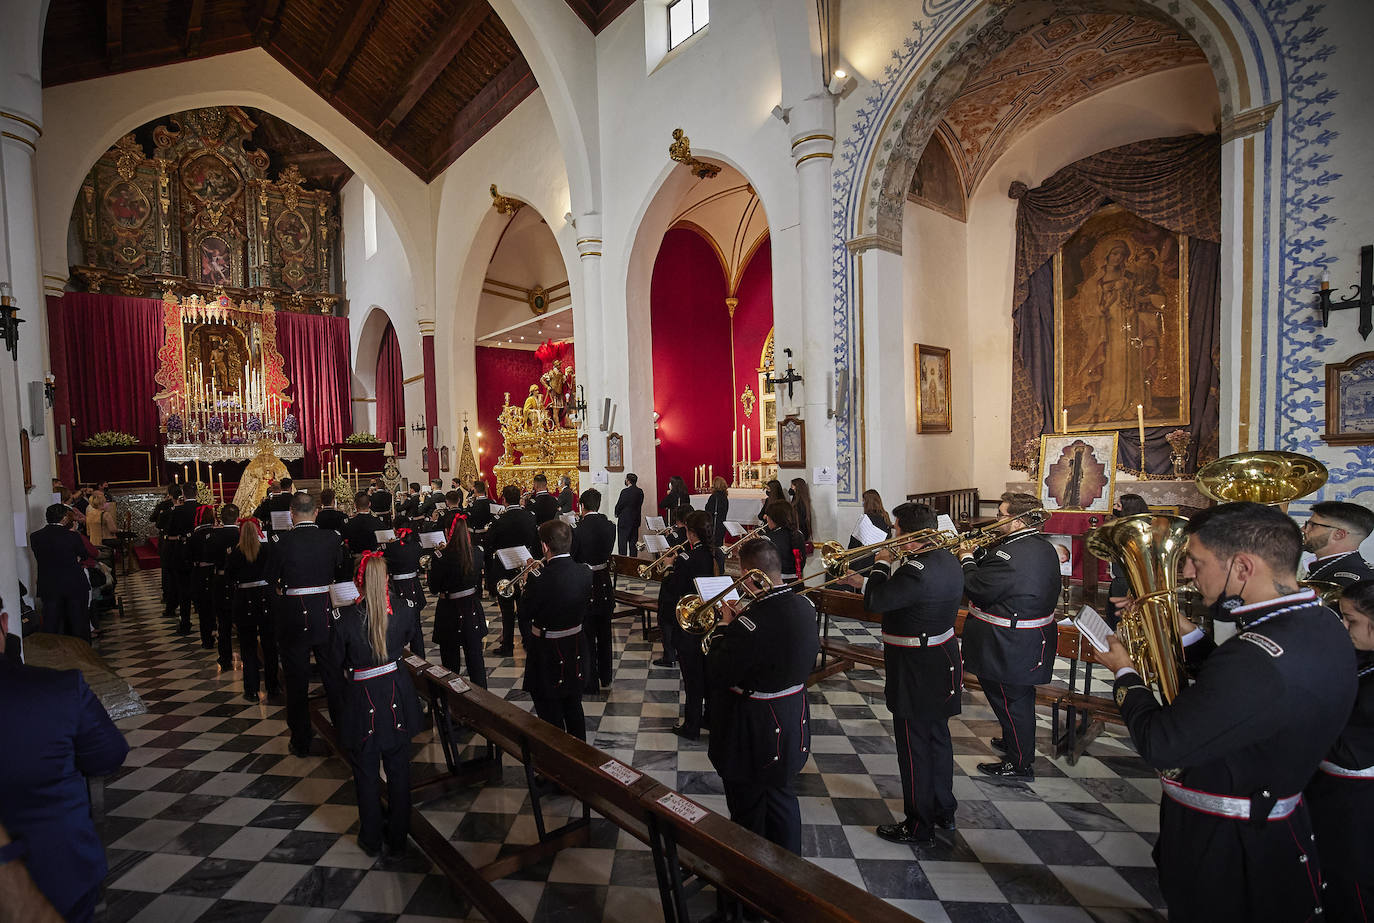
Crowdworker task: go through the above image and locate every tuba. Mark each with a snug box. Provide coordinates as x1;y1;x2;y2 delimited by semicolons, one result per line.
1086;514;1190;703
1194;451;1328;505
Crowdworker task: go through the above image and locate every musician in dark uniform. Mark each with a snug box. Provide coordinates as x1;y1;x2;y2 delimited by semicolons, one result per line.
762;500;807;583
204;503;242;672
614;473;644;556
1301;500;1374;587
847;502;962;845
557;475;576;514
428;514;487;688
368;478;393;524
335;554;424;857
1099;502;1356;921
572;490;616;692
520;519;591;739
706;538;818;853
653;510;691;669
162;487;200;633
343;490;384;557
225;516;278;702
151;486;178;605
1306;579;1374;919
253;477;293;534
186;504;218;648
265;492;350;757
383;526;426;652
669;512;720;740
316;488;348;535
524;473;562;525
958;491;1059;780
488;484;540;656
466;480;495;533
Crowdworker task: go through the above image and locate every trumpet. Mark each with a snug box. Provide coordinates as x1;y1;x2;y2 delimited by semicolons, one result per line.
724;524;768;556
813;528;960;578
638;542;689;579
675;569;774;653
955;507;1049;549
496;558;543;598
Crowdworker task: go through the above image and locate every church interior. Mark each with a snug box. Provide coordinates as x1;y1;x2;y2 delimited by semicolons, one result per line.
3;0;1374;920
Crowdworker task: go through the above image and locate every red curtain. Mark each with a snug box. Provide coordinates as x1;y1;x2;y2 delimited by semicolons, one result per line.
375;322;404;448
475;345;544;487
276;312;352;478
47;293;166;449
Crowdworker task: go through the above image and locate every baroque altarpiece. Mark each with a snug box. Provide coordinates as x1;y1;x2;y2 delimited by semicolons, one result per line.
70;106;345;315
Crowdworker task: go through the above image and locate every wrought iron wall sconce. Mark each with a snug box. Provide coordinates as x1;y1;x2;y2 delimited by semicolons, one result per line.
1317;244;1373;340
766;347;805;400
0;282;23;360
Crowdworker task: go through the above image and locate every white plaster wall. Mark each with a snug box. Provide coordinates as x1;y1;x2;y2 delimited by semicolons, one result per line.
903;203;970;492
960;64;1219;496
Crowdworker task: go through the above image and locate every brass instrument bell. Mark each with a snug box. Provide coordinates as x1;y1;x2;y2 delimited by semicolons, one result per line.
1195;451;1328;505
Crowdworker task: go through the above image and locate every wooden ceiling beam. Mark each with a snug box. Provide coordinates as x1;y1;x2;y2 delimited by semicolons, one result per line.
425;55;535;179
317;0;386;95
254;0;285;45
105;0;124;69
376;1;489;144
185;0;207;56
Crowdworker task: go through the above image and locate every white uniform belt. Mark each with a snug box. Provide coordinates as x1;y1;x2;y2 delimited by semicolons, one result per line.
588;563;608;571
1161;778;1301;820
351;662;398;681
285;586;329;597
533;624;582;639
238;580;268;589
392;572;418;580
1319;760;1374;779
970;606;1054;629
730;682;805;700
444;588;476;600
882;627;955;647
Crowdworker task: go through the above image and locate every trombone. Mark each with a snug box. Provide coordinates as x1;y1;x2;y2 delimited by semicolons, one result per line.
638;541;689;579
675;569;774;653
496;558;543;598
812;528;959;578
724;524;768;556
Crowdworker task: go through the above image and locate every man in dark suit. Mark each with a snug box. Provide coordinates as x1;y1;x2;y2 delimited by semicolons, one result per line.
316;488;348;534
254;477;294;533
521;519;592;739
0;603;128;922
488;484;540;656
368;478;393;523
150;486;178;605
343;490;384;556
398;483;423;520
525;474;561;525
614;473;645;556
30;504;91;642
572;488;617;691
557;476;576;514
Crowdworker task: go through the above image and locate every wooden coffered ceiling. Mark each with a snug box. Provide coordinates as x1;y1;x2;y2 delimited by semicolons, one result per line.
561;0;634;33
41;0;547;182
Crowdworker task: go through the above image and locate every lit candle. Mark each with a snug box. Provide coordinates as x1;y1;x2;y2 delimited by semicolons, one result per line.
1321;271;1331;292
1061;409;1068;433
1136;403;1146;456
732;430;737;467
218;472;224;503
708;464;712;485
183;464;189;483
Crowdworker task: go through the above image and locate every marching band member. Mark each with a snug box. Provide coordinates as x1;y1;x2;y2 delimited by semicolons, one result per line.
186;504;218;650
1305;578;1374;920
653;505;696;669
205;504;242;672
572;489;617;693
428;514;487;688
335;553;423;857
671;511;719;740
1300;500;1374;587
253;477;293;535
316;488;348;534
762;500;807;584
958;491;1059;780
383;525;425;656
1099;502;1355;920
520;520;591;740
847;502;962;845
706;538;818;853
397;482;423;520
224;515;278;702
343;490;383;556
524;473;561;525
488;484;540;656
161;486;198;634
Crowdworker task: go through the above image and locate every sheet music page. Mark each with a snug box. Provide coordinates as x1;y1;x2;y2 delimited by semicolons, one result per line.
328;581;361;607
936;514;957;535
496;546;533;570
1072;605;1112;654
270;511;293;531
855;514;887;545
642;533;669;553
693;576;740;603
724;521;746;537
644;515;666;532
373;529;397;543
560;512;578;527
418;531;444;548
489;504;506;515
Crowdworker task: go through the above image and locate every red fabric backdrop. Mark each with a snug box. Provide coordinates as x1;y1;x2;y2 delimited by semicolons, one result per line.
731;239;774;476
475;345;544;489
275;312;352;478
375;322;404;448
650;228;736;499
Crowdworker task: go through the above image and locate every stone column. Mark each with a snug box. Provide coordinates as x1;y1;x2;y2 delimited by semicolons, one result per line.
853;245;909;504
420;320;439;483
575;214;611;473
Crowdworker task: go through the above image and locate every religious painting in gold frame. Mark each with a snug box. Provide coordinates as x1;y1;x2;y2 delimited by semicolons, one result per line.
606;433;624;472
1054;205;1189;433
1037;433;1118;513
777;414;806;467
914;343;952;433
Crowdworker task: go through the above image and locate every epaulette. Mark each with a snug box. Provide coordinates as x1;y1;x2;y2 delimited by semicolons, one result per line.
1238;631;1284;658
897;558;925;571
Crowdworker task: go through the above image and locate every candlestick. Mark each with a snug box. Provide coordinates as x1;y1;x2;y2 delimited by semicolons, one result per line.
709;464;712;486
1136;403;1146;476
732;430;737;469
183;464;189;484
1061;408;1068;433
218;472;224;504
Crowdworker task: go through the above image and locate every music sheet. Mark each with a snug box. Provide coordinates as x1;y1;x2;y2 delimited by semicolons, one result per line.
496;546;533;570
270;511;293;531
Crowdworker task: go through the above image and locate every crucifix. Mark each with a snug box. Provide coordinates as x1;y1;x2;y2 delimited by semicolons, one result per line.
1317;244;1374;340
767;348;805;401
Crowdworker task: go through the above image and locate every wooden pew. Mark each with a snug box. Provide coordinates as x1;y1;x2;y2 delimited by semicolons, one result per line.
348;656;932;923
609;553;661;638
807;588;1122;764
904;487;981;528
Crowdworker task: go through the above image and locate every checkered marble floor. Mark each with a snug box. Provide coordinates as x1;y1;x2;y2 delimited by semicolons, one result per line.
87;570;1166;922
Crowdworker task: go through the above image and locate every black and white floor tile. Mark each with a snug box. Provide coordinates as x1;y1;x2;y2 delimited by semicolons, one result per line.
88;570;1165;922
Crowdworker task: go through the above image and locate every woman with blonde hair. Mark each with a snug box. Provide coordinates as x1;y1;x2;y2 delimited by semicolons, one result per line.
224;516;278;702
336;553;423;857
84;491;117;547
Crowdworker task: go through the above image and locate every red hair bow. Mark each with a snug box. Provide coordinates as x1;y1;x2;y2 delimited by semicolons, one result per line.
355;549;386;589
446;511;467;542
194;505;215;527
236;516;260;528
394;527;413;542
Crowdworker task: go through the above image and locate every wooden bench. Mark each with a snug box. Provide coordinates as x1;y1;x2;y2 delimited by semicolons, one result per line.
808;588;1121;765
610;553;662;639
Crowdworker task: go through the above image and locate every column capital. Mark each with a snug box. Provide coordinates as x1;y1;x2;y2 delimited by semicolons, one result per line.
0;109;41;152
575;212;603;260
1220;101;1280;144
788;96;835;171
418;319;436;336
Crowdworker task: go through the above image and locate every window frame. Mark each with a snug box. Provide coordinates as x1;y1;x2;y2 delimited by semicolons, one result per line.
666;0;708;51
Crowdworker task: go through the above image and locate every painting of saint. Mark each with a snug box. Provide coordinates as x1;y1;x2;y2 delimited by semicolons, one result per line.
916;344;952;432
104;181;150;229
200;237;232;286
274;210;310;253
1056;206;1189;432
183;154;239;202
1038;433;1118;513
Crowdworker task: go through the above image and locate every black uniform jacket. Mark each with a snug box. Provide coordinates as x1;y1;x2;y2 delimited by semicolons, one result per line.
1305;550;1374;587
369;490;393;517
764;525;806;578
960;529;1061;685
224;543;271;593
317;507;348;535
466;497;495;536
398;493;421;519
614;485;644;530
488;507;540;577
660;542;718;632
332;593;424;752
254;491;292;533
264;522;349;644
427;541;484;645
186;523;216;588
520;555;591;699
572;513;616;566
525;490;561;525
705;491;730;547
342;513;384;555
660;487;690;515
30;524;88;598
864;550;963;720
203;524;240;597
150;497;175;530
706;588;819;785
165;498;200;542
384;533;425;604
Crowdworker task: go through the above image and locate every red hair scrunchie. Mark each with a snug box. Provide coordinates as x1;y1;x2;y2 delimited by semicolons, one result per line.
355;549;386;588
394;527;413;542
446;512;467;542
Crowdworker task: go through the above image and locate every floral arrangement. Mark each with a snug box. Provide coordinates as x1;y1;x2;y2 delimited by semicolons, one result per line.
207;415;224;434
344;431;377;444
283;414;298;435
245;415;262;435
165;413;183;436
83;430;139;448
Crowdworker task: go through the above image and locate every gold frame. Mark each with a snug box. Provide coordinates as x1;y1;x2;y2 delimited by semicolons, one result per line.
606;432;624;472
777;414;806;467
1322;350;1374;445
1037;433;1119;513
1054;206;1190;433
914;343;952;434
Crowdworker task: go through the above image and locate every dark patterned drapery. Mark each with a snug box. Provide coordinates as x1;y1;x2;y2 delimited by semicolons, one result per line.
1009;134;1221;473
